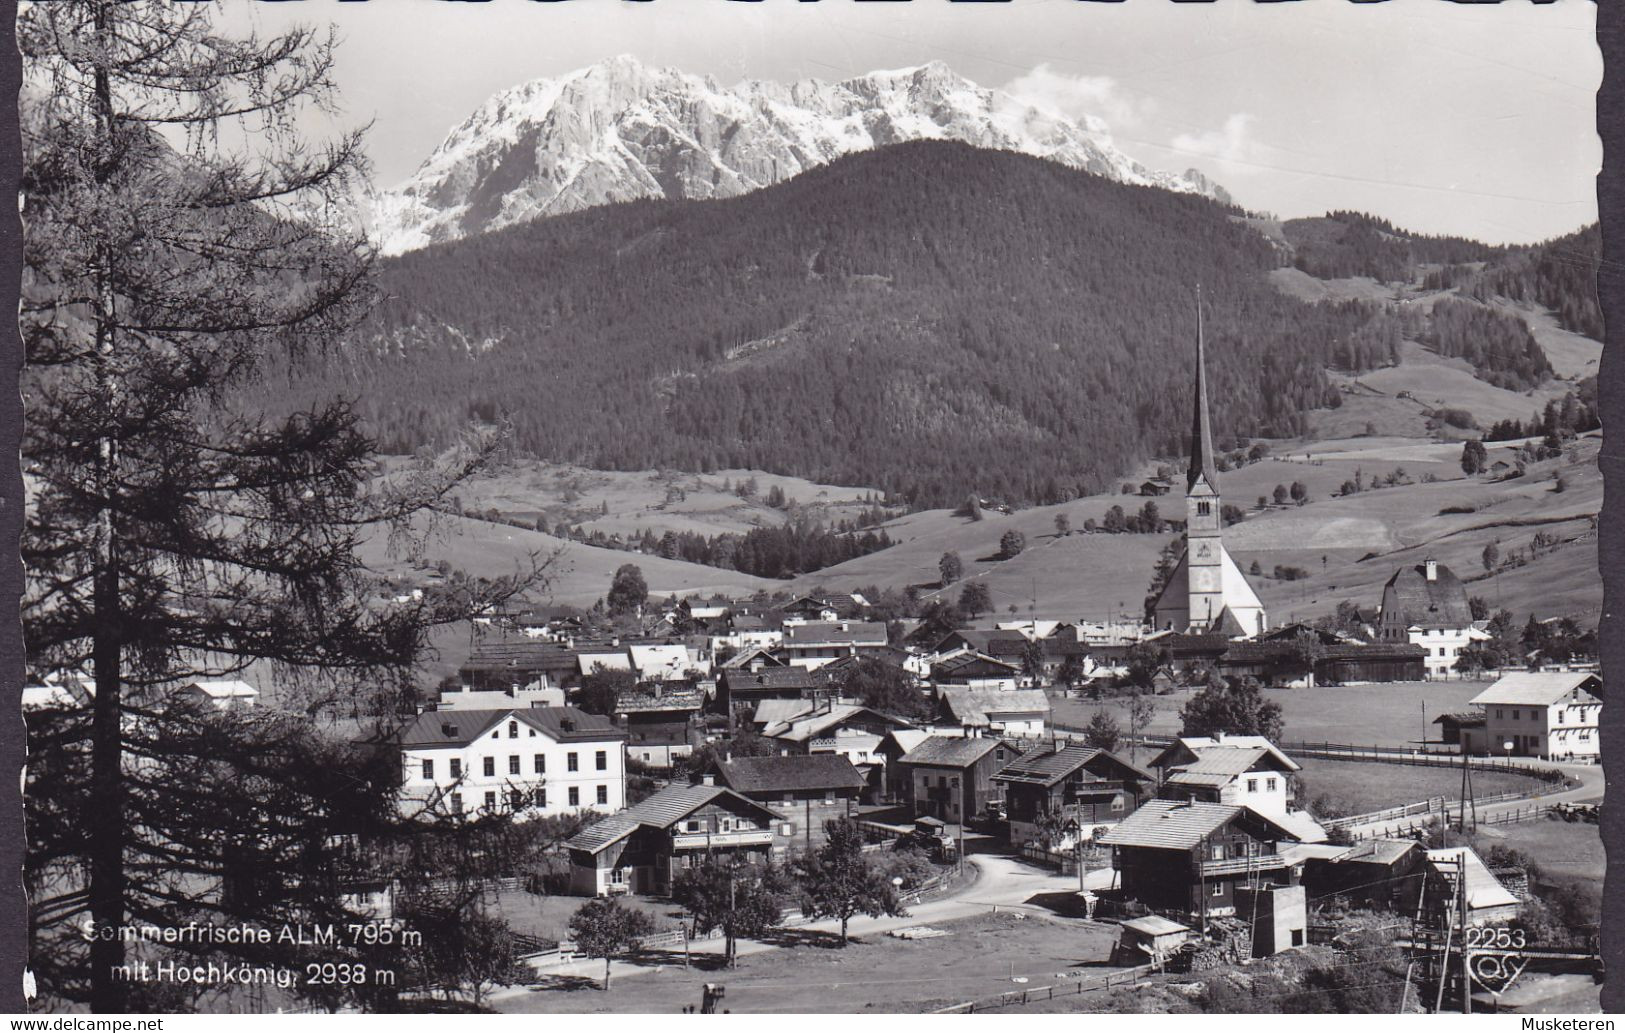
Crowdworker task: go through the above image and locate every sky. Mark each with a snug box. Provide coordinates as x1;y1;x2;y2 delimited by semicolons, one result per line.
228;0;1600;245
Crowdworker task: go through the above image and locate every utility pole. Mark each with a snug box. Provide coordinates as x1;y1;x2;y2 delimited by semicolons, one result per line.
1459;862;1472;1015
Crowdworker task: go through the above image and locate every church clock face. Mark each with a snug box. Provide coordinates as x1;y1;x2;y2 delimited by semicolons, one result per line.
1191;568;1221;592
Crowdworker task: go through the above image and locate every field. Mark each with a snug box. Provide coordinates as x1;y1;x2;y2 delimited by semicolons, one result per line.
1474;817;1606;888
493;910;1122;1014
1291;757;1546;816
1053;680;1493;751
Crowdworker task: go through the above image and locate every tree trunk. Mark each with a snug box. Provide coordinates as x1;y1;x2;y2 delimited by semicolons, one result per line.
840;914;848;945
602;955;611;991
87;2;127;1011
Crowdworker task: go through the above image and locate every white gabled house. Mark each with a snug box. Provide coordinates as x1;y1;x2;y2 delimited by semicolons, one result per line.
1469;671;1602;761
392;705;627;820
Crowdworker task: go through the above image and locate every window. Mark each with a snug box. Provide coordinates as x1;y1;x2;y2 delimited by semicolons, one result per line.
508;755;520;775
530;728;537;737
534;754;545;774
595;750;607;771
1197;501;1211;516
510;789;524;810
950;777;960;789
1496;709;1503;720
1512;710;1520;721
1558;710;1565;724
1246;778;1258;792
421;758;435;780
483;757;495;777
449;758;462;779
597;785;609;805
450;792;463;813
536;788;547;808
1110;795;1125;812
568;787;580;806
492;731;499;739
1266;778;1277;791
1530;710;1540;722
685;819;703;833
1212;883;1225;897
483;791;496;810
508;721;519;738
568;752;579;772
1211;845;1225;861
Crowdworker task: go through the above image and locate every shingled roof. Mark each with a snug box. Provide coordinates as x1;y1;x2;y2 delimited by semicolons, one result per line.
1098;800;1296;850
992;744;1153;788
938;687;1050;728
713;754;866;795
563;784;782;854
1380;562;1474;629
898;736;1011;769
459;639;580;674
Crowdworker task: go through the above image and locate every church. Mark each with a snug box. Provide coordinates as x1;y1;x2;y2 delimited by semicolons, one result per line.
1150;307;1268;638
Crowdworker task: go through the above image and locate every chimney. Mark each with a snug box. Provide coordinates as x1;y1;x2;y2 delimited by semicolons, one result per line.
440;721;456;737
1424;558;1438;582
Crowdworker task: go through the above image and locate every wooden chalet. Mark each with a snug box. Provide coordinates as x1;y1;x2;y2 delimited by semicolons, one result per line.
897;736;1026;824
565;784;783;896
1097;800;1305;929
614;679;707;769
992;744;1154;847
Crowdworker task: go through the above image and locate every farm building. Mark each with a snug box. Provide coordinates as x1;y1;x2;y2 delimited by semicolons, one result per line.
994;744;1154;848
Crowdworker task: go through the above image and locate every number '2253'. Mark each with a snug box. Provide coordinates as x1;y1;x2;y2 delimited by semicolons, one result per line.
1464;926;1526;950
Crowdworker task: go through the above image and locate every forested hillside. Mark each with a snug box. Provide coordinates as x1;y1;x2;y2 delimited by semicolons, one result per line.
285;142;1454;507
1426;224;1602;341
1283;211;1504;282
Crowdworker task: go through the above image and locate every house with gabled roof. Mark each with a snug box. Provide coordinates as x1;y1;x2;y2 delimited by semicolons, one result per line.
937;686;1050;737
457;638;582;693
614;679;708;768
719;665;824;720
1098;800;1307;928
993;744;1155;848
1469;670;1602;760
390;706;626;821
710;754;866;848
1377;559;1490;678
1423;847;1521;926
781;621;889;670
930;652;1022;691
564;783;784;896
897;735;1026;824
1149;734;1325;842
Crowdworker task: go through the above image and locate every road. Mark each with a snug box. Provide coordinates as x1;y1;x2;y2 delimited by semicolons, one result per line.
1350;757;1604;839
491;854;1084;1000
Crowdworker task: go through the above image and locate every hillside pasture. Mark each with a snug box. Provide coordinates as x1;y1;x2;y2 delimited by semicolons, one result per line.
356;509;778;607
1293;757;1548;815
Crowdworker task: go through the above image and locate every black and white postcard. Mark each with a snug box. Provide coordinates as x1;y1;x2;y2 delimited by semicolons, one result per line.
15;0;1611;1017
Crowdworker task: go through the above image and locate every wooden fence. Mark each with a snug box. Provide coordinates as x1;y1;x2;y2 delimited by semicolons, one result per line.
931;964;1155;1013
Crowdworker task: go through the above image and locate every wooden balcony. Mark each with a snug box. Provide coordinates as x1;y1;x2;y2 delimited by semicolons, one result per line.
1197;853;1288;878
670;829;776;851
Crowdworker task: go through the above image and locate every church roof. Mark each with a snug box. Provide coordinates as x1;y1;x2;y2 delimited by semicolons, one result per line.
1188;295;1220;491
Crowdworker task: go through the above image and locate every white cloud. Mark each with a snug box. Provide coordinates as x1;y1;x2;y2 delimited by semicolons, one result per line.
1171;113;1258;169
1002;64;1153;134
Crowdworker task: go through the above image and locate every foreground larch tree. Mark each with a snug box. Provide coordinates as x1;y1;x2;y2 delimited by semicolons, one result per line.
793;819;905;945
20;1;536;1011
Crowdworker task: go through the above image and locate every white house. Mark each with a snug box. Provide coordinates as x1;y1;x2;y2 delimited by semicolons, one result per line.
780;621;888;670
1377;559;1488;678
1149;734;1326;842
393;706;627;820
1469;671;1602;761
937;687;1050;737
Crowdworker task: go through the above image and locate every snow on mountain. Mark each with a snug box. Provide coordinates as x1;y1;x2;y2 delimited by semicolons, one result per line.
371;55;1230;256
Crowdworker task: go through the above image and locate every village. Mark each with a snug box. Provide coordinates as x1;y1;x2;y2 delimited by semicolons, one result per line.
43;330;1589;1015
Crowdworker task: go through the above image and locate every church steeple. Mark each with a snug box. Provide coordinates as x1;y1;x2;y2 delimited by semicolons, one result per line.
1188;288;1219;491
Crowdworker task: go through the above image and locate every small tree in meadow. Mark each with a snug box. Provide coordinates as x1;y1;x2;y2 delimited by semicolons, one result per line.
568;897;657;990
